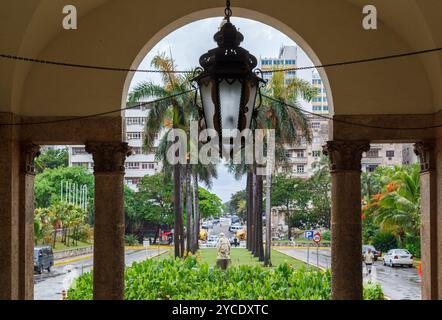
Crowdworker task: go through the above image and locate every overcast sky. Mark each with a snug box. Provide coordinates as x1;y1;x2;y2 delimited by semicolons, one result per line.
129;17;315;204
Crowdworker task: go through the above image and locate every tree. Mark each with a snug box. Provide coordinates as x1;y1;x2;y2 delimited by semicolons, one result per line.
308;155;331;229
135;174;174;244
271;173;311;238
128;52;198;258
367;165;421;245
35;147;69;173
251;67;316;261
198;187;224;219
224;190;247;219
34;166;94;219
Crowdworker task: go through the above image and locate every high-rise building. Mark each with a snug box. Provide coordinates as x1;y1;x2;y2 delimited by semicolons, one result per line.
259;45;417;177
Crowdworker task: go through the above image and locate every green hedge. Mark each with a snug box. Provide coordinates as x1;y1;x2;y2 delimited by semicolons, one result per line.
67;257;384;300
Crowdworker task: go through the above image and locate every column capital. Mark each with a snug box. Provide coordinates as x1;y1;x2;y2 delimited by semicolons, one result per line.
323;140;370;172
21;143;41;175
85;142;132;173
414;141;435;173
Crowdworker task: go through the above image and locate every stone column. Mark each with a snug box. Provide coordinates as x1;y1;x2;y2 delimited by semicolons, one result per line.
323;140;370;300
85;142;131;300
18;143;40;300
414;141;438;299
0;117;20;300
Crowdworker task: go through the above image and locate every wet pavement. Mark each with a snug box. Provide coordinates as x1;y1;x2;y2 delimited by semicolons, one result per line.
277;248;421;300
34;248;166;300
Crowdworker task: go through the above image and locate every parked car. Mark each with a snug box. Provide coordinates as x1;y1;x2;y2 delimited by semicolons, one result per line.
229;224;244;233
206;235;219;247
383;249;414;267
362;245;381;261
34;246;54;274
231;216;240;224
212;218;220;225
201;221;213;230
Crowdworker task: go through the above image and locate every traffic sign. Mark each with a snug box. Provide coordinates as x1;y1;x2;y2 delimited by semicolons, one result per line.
313;232;322;244
304;230;314;240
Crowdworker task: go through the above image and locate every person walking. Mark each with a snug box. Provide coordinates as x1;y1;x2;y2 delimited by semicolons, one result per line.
363;248;375;280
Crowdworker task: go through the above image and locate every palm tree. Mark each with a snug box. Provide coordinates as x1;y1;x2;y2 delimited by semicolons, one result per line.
227;68;317;261
128;52;197;258
254;69;316;261
371;165;421;245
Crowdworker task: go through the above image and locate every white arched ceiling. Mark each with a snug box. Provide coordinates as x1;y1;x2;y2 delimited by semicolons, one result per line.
1;0;440;116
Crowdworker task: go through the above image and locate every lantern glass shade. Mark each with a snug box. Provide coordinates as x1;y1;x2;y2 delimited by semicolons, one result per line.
199;79;216;130
219;79;242;132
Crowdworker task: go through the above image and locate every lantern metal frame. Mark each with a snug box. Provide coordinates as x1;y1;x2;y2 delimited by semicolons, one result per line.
191;0;266;157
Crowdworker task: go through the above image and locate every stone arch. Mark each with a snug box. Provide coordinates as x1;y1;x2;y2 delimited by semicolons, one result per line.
120;7;335;115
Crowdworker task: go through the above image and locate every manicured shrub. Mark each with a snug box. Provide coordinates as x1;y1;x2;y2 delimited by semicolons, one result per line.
67;256;384;300
124;234;140;246
321;230;331;241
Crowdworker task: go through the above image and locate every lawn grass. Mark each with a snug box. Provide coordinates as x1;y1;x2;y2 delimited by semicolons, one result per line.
156;248;310;269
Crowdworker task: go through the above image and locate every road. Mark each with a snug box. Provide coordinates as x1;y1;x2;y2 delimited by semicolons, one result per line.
34;248;166;300
277;248;421;300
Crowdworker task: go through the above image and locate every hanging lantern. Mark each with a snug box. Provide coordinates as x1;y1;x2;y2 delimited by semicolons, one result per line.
192;0;265;157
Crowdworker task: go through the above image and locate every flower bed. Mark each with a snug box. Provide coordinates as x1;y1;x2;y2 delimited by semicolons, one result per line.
67;256;384;300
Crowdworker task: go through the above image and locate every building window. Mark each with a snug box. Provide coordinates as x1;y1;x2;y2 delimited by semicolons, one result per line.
367;165;378;173
386;150;395;158
126;177;140;185
296;150;304;158
141;162;155;170
366;150;379;158
297;165;305;173
127;132;142;140
72;147;87;155
125;162;139;169
73;162;89;168
312;151;321;158
126;117;146;126
311;122;321;129
131;147;143;155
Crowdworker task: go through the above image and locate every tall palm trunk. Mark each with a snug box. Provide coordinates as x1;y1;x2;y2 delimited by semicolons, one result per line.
254;170;264;261
264;174;272;266
173;164;182;257
246;167;254;251
192;171;200;252
179;165;185;257
185;164;192;254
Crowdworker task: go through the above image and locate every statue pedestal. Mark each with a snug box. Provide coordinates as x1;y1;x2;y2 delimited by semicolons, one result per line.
216;258;231;270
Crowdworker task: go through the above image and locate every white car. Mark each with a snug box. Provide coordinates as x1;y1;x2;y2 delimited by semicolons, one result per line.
206;235;219;247
201;221;213;230
229;224;244;233
383;249;414;267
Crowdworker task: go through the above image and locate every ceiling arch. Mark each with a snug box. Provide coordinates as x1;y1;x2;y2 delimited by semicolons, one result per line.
0;0;440;116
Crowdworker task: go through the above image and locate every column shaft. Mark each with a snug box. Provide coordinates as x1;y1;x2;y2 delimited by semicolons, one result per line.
324;141;370;300
0;117;20;300
415;141;439;299
18;143;40;300
86;142;131;300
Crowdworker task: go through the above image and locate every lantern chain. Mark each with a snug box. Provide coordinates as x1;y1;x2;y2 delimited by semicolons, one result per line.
225;0;232;22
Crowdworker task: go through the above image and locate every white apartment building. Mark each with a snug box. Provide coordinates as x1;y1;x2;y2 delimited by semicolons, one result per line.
69;104;161;190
